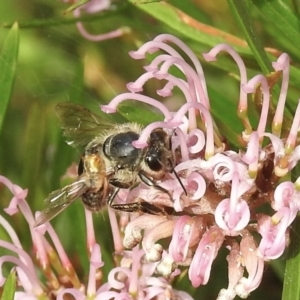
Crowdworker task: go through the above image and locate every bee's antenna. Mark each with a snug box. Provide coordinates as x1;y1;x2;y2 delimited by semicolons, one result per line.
173;169;187;196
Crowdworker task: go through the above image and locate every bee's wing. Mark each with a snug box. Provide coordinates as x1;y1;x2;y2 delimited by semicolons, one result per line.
55;103;114;148
34;178;88;227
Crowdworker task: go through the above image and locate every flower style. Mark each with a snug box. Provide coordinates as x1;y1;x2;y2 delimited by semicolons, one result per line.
63;0;126;41
0;176;192;299
101;34;300;299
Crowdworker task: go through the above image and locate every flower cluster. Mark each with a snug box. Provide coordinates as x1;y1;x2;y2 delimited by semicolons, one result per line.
100;34;300;299
1;33;298;299
0;176;191;299
62;0;125;41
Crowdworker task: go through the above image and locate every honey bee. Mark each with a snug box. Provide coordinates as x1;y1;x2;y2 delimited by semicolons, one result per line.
34;103;183;226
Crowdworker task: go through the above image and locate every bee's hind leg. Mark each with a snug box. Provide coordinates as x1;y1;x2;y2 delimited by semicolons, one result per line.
111;199;173;216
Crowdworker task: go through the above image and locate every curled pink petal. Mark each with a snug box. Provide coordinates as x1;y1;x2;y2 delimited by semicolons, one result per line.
169;216;194;262
236;233;264;297
212;154;235;182
57;289;86;300
187;129;205;154
187;172;206;200
215;199;250;233
273;181;295;210
258;208;291;259
189;227;224;287
107;267;131;290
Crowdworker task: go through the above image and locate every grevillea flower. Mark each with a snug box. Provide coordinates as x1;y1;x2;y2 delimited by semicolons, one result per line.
63;0;126;41
0;175;191;299
100;34;300;299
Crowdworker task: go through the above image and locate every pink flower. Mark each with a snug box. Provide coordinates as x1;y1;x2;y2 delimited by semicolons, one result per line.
5;33;299;299
0;175;191;299
98;34;300;299
63;0;126;42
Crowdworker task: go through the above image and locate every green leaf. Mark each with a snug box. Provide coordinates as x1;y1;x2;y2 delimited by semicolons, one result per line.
208;85;247;148
21;102;46;195
1;270;16;300
282;217;300;300
0;23;19;135
128;0;253;56
118;102;163;126
227;0;272;73
227;0;296;122
3;3;129;28
250;0;300;58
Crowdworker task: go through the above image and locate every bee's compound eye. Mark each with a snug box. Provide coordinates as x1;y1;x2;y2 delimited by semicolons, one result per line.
103;131;140;165
145;154;162;171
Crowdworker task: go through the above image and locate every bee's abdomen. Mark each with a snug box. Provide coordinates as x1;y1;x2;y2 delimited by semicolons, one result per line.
82;191;105;212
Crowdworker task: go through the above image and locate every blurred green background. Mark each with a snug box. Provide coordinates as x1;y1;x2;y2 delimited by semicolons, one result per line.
1;0;300;299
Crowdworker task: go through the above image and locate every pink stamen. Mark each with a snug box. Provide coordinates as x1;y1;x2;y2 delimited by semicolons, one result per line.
85;208;96;254
203;44;247;112
126;71;156;93
153;34;208;98
128;247;144;296
76;22;125;42
87;243;104;298
158;74;198;129
44;223;73;271
272;53;290;136
0;214;23;250
174;127;190;161
172;102;214;159
129;40;183;60
132;121;181;148
242;75;270;138
0;254;43;295
155;56;209;109
108;207;124;253
0;240;36;277
242;131;260;178
101;93;172;120
285;100;300;153
72;1;124;42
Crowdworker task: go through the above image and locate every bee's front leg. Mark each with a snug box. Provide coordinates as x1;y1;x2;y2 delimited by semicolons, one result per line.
138;171;172;199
